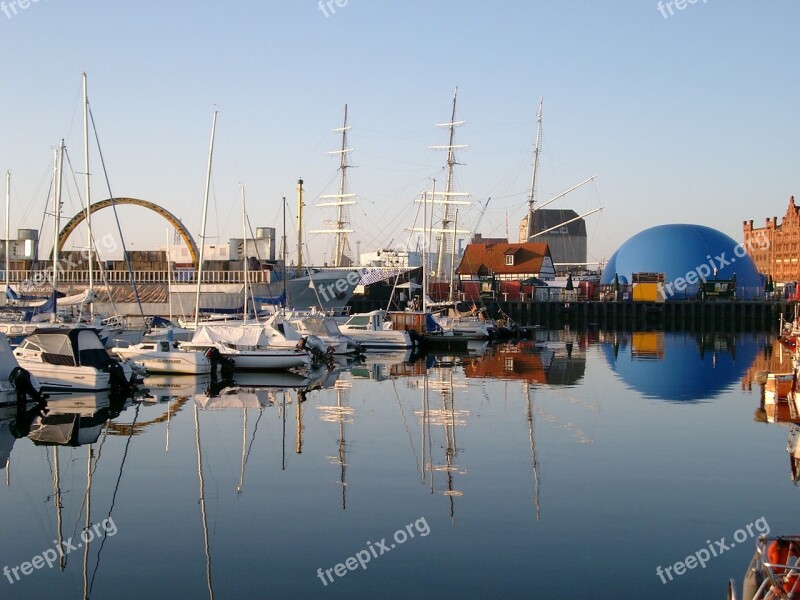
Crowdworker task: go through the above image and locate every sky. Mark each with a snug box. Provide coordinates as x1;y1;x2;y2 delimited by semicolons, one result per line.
0;0;798;267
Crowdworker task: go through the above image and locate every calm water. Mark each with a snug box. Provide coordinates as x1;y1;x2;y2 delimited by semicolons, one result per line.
0;330;796;599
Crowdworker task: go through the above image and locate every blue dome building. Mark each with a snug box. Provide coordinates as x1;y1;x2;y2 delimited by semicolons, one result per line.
599;224;764;300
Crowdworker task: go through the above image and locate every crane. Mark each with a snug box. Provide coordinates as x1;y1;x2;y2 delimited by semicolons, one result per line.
467;196;491;244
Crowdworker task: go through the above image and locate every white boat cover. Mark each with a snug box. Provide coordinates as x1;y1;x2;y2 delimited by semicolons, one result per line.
191;324;270;348
58;289;97;307
194;390;269;409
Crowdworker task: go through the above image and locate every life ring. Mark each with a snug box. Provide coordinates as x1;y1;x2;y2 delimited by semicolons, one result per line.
768;540;800;594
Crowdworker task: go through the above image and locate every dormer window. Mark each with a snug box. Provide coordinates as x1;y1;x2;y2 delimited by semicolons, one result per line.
505;254;514;266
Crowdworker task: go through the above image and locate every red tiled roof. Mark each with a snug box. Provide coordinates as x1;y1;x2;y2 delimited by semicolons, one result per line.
456;241;551;275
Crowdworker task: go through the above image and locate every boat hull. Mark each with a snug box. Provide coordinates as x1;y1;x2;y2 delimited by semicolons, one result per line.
111;348;212;375
15;362;111;393
224;351;311;371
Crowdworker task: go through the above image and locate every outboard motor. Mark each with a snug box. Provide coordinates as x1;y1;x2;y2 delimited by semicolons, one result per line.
296;336;335;369
103;358;132;395
8;366;48;438
9;366;46;404
204;346;235;374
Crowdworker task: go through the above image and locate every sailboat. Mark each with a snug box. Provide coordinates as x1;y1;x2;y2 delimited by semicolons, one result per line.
183;161;313;371
311;104;356;269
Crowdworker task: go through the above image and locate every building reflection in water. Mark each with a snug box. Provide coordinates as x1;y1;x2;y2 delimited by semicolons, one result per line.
600;331;761;402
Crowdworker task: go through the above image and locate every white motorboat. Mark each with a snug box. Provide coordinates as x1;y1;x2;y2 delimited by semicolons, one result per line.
111;339;215;375
181;324;311;371
13;328;135;393
338;310;413;350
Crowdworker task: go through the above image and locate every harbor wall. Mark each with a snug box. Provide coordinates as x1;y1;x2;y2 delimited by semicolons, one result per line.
347;298;791;332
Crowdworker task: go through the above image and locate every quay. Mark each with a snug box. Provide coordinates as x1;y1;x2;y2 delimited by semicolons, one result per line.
347;298;792;332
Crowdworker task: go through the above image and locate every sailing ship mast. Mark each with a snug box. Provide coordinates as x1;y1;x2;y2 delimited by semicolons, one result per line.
312;105;356;268
523;98;601;252
431;89;470;279
525;98;543;242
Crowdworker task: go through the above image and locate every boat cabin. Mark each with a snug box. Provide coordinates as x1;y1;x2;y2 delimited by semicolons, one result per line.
16;328;110;368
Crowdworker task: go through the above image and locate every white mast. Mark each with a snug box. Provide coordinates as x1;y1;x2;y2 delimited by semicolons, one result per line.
82;73;94;309
165;228;173;323
193;111;217;328
241;184;248;324
432;88;470;279
525;98;543;242
311;104;356;267
4;171;9;293
52;141;65;322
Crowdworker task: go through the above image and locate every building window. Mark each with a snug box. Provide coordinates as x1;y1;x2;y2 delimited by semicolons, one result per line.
505;254;514;266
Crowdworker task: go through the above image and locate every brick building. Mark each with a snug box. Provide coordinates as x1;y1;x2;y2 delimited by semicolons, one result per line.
743;196;800;282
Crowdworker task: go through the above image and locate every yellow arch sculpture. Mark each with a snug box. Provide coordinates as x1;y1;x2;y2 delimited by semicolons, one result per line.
55;197;200;267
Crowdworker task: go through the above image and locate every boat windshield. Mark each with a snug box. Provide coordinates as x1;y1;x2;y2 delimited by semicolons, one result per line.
323;319;342;337
299;318;327;336
344;316;370;329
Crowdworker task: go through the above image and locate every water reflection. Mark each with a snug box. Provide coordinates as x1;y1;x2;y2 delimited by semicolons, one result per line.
601;331;761;401
464;330;587;386
0;330;785;599
746;337;800;486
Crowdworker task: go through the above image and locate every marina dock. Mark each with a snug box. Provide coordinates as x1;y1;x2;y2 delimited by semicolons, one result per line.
348;298;791;331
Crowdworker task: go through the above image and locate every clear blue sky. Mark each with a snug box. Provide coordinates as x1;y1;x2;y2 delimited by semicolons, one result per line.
0;0;797;266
